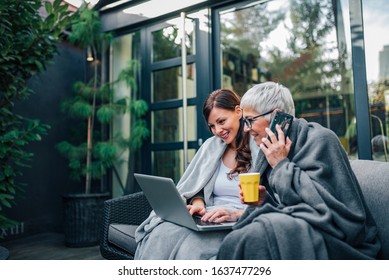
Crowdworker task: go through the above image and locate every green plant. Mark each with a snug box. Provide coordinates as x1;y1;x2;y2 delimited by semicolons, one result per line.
56;4;149;194
0;0;73;229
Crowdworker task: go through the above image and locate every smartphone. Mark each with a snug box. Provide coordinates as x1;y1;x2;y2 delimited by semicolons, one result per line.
267;111;294;140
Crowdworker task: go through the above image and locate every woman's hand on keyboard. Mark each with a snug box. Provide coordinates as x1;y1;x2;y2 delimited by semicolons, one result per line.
201;208;244;223
187;198;206;216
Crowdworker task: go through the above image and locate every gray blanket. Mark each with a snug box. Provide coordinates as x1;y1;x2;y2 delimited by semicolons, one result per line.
218;118;381;259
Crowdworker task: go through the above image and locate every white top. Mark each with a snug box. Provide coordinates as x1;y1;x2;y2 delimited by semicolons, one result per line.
212;160;246;209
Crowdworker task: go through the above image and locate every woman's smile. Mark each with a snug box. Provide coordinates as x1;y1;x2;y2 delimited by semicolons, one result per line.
219;131;230;142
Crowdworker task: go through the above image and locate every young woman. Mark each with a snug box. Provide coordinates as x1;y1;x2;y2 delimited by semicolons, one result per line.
134;89;253;259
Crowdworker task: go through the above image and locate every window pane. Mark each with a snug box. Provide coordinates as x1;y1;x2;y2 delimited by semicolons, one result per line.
152;106;197;143
152;20;195;62
152;64;196;102
363;0;389;162
220;0;355;157
152;149;196;183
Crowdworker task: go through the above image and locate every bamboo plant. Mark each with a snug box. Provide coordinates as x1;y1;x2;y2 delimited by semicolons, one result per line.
56;4;149;194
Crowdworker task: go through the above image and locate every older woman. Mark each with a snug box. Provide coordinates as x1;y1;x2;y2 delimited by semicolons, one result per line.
218;81;381;259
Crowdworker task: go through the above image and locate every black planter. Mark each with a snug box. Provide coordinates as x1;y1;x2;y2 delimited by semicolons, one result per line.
62;192;110;248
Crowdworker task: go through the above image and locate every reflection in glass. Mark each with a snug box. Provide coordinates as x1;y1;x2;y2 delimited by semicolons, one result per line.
152;21;195;62
152;149;196;183
219;0;355;157
111;31;141;196
152;106;197;143
363;0;389;162
152;64;196;102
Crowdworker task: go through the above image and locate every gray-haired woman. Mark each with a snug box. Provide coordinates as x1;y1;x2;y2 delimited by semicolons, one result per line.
218;81;381;260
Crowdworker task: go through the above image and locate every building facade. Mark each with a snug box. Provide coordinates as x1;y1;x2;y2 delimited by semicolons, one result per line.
95;0;389;196
379;45;389;81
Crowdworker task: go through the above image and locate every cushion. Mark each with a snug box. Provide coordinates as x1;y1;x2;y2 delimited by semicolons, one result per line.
108;224;138;256
350;160;389;259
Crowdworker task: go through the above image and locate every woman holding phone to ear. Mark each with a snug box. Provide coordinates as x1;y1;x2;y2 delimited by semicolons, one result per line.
218;81;381;260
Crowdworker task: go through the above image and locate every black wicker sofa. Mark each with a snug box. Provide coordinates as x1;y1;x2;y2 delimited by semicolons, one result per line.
100;191;152;259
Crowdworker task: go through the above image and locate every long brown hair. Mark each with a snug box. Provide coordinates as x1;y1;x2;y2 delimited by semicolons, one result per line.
203;89;251;176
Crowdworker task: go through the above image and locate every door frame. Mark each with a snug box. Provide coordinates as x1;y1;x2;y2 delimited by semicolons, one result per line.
140;12;213;176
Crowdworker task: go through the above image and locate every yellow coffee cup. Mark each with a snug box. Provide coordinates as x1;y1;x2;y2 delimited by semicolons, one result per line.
239;173;260;203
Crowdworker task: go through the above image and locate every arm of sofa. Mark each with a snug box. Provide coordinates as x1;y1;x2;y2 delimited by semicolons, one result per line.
100;191;152;260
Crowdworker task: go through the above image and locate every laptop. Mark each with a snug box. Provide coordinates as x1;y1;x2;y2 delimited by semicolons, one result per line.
134;173;236;231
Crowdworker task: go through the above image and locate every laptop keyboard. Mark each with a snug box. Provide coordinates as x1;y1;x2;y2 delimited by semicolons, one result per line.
192;215;219;226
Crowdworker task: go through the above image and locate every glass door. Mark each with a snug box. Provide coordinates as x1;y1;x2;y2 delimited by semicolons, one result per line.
362;0;389;161
144;10;210;183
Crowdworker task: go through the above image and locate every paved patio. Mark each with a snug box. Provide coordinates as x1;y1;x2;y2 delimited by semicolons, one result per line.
0;232;104;260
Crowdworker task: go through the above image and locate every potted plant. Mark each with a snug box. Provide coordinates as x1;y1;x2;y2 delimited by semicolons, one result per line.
56;4;149;247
